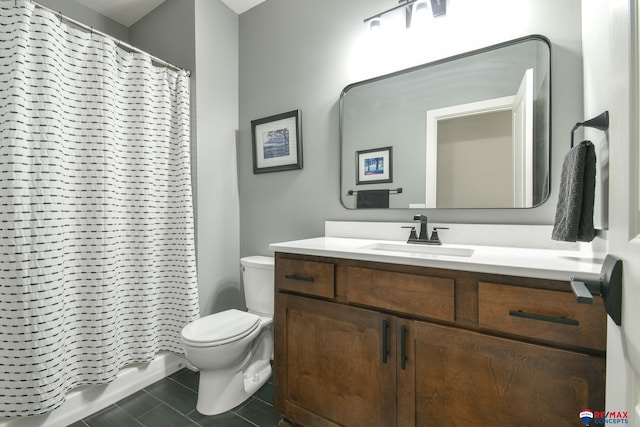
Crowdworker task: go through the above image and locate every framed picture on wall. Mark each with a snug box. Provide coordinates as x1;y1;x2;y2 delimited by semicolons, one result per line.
251;109;303;174
356;146;393;184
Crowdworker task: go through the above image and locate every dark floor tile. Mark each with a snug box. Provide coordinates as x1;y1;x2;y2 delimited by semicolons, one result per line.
137;404;199;427
233;398;281;427
170;368;199;392
144;377;197;415
80;369;279;426
189;409;258;427
253;381;274;406
116;389;163;418
84;404;142;427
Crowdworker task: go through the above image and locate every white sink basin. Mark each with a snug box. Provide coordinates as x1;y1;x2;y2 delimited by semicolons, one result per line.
362;242;475;258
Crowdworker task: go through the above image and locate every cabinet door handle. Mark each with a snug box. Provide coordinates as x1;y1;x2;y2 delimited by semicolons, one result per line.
509;310;580;326
284;274;315;283
381;320;389;364
400;324;407;370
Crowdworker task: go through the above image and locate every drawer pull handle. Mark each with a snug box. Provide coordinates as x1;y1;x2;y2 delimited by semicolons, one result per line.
509;310;579;326
381;320;389;364
400;324;407;370
284;274;315;283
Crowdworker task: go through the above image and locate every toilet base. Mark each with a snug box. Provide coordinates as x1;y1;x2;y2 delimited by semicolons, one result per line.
196;360;272;415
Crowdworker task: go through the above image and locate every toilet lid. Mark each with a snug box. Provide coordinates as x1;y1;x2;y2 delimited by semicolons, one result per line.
181;309;261;346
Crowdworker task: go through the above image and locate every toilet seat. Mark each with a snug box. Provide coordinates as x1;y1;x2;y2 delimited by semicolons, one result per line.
181;309;261;347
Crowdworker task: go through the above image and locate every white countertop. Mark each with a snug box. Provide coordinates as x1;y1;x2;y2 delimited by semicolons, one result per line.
269;236;604;281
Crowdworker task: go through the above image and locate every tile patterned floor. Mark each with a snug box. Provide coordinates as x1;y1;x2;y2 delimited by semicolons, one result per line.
69;368;280;427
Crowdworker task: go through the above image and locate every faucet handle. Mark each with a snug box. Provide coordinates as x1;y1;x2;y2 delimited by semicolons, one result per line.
429;227;449;243
401;226;418;240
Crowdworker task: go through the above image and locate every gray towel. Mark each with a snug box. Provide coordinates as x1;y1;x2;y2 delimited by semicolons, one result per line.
552;140;596;242
356;189;390;208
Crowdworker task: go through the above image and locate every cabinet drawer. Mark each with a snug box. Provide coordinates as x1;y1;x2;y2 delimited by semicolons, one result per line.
478;282;606;351
344;266;454;322
276;258;335;298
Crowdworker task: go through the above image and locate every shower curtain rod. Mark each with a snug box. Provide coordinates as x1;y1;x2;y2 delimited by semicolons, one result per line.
31;0;191;76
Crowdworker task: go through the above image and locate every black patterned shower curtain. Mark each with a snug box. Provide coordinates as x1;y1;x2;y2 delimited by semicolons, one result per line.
0;0;199;417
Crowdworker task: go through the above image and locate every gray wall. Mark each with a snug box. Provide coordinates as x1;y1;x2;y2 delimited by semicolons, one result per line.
129;1;196;70
192;0;242;315
238;0;584;258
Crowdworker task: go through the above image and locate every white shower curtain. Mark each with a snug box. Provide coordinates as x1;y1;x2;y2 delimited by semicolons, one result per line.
0;1;199;417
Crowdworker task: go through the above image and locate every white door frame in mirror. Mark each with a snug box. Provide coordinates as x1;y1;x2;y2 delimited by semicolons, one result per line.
512;68;534;208
425;95;515;208
425;69;534;209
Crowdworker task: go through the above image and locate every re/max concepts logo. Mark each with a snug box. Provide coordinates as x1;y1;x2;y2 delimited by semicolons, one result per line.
580;409;629;425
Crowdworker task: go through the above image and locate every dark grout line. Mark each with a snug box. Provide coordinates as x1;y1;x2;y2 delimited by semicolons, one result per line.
113;389;160;422
234;413;262;427
253;396;274;407
168;376;198;393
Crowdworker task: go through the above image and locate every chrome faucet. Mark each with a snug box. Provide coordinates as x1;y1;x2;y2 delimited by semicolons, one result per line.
404;215;448;245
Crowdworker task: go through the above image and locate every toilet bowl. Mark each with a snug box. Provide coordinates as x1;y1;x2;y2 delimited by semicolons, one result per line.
181;256;274;415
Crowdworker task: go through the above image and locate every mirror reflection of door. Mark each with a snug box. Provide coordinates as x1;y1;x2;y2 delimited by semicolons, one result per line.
512;68;534;207
425;69;534;208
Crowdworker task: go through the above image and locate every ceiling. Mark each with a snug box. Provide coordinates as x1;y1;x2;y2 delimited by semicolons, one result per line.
74;0;267;27
220;0;267;15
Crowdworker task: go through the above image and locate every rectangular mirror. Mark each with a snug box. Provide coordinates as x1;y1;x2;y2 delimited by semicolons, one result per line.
340;35;551;209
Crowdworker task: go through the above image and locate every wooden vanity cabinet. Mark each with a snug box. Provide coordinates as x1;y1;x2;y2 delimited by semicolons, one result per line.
410;322;605;425
275;294;396;427
274;253;606;427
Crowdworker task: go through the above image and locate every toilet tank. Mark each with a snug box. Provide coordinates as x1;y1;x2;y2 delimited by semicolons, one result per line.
240;256;274;317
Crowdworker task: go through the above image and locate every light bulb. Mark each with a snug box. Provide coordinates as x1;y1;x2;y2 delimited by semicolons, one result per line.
411;0;429;28
369;16;382;31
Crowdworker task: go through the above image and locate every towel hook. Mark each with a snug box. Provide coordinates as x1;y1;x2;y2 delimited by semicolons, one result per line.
571;111;609;148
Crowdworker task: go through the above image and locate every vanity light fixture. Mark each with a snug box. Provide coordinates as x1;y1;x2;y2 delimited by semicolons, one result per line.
364;0;446;31
430;0;446;17
412;0;430;26
364;0;417;30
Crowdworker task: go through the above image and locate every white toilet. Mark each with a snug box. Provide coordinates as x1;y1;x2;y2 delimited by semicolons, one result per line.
181;255;274;415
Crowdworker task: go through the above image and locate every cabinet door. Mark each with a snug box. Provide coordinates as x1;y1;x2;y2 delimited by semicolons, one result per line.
274;294;396;427
411;321;605;426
